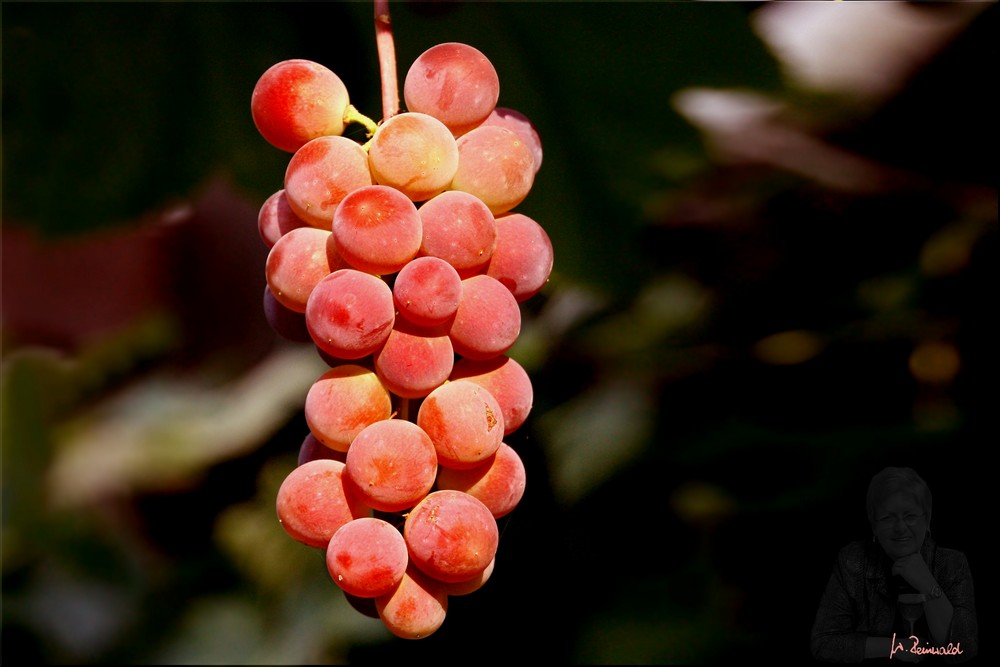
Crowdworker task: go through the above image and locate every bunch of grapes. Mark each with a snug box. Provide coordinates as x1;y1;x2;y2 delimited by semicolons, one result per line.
251;40;553;639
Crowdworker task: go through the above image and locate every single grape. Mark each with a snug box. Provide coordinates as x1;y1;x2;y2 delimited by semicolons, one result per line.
326;517;409;598
447;274;521;361
265;227;347;314
436;442;526;519
284;135;373;228
375;565;448;640
417;379;504;470
486;212;554;302
450;125;534;215
344;419;438;513
251;59;351;153
367;112;459;202
304;364;392;452
373;319;454;399
332;185;422;275
258;189;310;248
403;42;500;137
275;459;370;549
306;269;395;360
404;489;499;584
477;107;543;174
418;190;497;277
449;355;533;435
392;256;463;328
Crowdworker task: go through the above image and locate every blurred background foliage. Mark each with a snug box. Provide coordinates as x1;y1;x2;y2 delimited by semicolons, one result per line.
2;1;996;664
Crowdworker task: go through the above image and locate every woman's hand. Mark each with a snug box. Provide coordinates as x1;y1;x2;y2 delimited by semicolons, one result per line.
892;552;936;593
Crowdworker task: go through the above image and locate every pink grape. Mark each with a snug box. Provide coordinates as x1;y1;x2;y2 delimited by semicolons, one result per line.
404;490;499;584
373;319;454;399
258;189;310;248
306;269;395;360
284;135;373;228
304;364;392;452
275;459;369;549
450;125;534;215
251;59;351;153
367;112;459;202
263;285;312;344
332;185;422;275
326;517;409;598
478;107;543;174
403;42;500;137
486;212;554;302
417;379;504;470
418;190;497;276
265;226;347;313
449;355;533;435
298;432;347;466
436;443;526;519
447;275;521;361
445;557;495;596
376;566;448;640
393;256;462;327
344;419;438;513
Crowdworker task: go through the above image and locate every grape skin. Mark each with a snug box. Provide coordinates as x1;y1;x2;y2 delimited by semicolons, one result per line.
344;419;439;513
375;566;449;640
417;379;504;470
450;125;535;215
304;364;392;452
392;256;463;328
284;135;373;228
436;442;526;519
487;212;554;302
305;269;395;360
275;459;370;550
258;189;310;248
403;490;499;584
373;319;454;399
326;517;409;598
418;190;497;277
447;274;521;361
265;227;347;314
450;355;534;435
332;185;423;275
477;107;543;174
368;112;459;202
251;59;351;153
403;42;500;137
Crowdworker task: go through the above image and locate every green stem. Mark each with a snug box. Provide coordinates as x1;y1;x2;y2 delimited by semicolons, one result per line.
343;104;379;137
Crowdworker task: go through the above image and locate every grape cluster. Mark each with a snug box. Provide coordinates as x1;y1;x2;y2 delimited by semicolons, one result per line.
251;43;552;639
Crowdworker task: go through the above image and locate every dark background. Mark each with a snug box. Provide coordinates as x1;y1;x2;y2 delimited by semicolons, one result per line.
3;2;995;664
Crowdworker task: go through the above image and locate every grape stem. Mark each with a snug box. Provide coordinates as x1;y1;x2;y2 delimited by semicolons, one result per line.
375;0;400;122
343;104;380;137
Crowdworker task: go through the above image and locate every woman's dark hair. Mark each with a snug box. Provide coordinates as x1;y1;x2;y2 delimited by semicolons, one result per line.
866;466;932;526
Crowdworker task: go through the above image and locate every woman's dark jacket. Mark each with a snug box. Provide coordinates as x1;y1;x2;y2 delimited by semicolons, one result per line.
810;536;977;662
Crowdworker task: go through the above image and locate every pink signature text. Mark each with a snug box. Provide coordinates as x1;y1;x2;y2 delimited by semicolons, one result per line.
890;633;964;659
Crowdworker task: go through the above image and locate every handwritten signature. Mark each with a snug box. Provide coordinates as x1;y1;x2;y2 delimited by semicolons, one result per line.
890;633;964;659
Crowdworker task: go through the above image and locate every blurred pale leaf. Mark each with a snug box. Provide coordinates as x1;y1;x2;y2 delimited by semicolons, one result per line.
46;347;328;507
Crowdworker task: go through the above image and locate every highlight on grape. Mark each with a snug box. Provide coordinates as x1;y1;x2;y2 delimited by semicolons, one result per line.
252;2;551;640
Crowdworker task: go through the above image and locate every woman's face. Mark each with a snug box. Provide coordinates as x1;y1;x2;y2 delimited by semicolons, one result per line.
872;491;928;560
